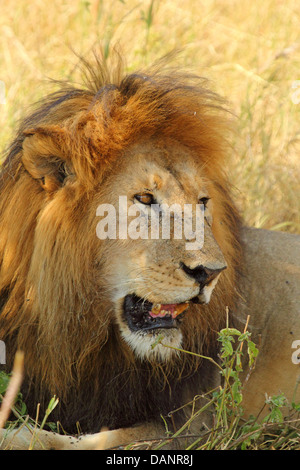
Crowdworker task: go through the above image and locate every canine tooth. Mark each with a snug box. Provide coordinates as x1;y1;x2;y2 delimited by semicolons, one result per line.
173;303;189;317
151;304;161;314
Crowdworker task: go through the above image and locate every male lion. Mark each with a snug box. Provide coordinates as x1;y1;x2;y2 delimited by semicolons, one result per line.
0;56;299;450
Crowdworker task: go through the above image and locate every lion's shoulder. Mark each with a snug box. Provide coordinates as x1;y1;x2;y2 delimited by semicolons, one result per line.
242;226;300;264
237;226;300;416
240;226;300;327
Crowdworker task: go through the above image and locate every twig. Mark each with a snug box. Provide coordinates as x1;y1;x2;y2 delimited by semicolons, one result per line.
239;315;250;352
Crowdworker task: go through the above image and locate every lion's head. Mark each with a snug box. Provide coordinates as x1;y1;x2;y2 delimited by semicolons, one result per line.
93;137;232;361
0;56;242;432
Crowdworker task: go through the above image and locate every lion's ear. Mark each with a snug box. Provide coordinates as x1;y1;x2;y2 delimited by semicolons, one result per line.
22;125;74;192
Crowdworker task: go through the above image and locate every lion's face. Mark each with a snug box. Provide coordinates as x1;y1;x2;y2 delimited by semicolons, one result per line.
94;138;227;360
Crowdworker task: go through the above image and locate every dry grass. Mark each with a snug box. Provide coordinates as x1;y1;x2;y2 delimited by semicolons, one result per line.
1;328;300;450
0;0;299;231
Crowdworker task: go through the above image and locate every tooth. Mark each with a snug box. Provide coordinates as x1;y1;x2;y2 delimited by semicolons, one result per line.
151;304;161;314
173;303;189;317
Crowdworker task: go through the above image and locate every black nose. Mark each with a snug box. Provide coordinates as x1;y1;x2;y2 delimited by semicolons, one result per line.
180;262;226;287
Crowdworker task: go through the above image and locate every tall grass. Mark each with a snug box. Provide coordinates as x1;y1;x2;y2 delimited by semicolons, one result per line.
0;0;299;232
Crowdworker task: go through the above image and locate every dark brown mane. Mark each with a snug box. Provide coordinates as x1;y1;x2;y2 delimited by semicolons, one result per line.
0;53;243;433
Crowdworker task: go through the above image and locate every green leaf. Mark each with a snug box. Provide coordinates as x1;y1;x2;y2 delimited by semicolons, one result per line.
247;341;259;364
219;327;241;337
47;395;59;413
232;380;243;405
268;393;287;408
0;371;10;395
264;407;284;423
220;339;233;358
239;422;262;449
292;401;300;411
238;332;251;342
15;399;28;416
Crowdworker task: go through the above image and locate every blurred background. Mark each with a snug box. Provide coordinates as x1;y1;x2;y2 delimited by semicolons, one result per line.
0;0;299;232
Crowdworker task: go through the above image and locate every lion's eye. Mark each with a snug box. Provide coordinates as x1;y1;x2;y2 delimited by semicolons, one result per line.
199;197;210;207
134;193;155;205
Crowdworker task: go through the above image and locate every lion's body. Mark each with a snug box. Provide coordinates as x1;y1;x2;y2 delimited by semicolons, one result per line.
239;227;300;417
0;57;299;450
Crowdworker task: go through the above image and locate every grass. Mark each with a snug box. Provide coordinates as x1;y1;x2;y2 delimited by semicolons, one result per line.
0;0;299;232
1;319;299;450
0;356;60;450
0;0;299;451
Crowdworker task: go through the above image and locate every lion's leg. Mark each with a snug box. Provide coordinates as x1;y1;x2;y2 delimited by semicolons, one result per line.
0;423;171;450
0;426;110;450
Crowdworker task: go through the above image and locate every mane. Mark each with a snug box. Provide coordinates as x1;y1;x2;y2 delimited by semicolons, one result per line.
1;53;232;176
0;53;243;433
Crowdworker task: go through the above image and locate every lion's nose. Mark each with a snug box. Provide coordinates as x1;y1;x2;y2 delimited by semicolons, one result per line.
180;262;227;287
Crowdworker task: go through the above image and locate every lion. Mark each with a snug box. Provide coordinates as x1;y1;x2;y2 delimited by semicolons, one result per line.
0;55;300;450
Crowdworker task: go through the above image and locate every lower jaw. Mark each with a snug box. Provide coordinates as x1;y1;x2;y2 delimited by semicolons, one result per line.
127;314;181;332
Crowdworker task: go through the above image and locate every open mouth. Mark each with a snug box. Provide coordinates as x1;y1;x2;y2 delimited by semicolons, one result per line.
123;294;192;332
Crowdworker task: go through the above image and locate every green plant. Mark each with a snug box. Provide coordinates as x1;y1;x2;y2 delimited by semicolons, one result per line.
0;370;59;449
197;315;259;449
0;371;27;419
151;314;300;450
